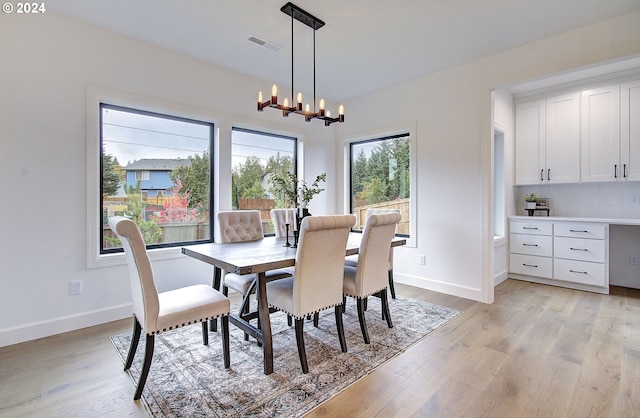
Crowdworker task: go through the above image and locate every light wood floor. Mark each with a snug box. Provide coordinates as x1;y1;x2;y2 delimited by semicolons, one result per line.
1;279;639;417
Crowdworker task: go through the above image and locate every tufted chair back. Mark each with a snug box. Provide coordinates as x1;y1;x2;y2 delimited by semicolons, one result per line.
108;216;159;332
365;208;401;269
270;208;297;238
217;210;264;243
352;212;402;297
292;214;356;317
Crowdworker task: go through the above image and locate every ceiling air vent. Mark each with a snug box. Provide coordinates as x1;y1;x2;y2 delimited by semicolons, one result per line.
248;34;282;52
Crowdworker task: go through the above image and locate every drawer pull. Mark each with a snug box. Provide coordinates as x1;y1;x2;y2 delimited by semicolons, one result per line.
570;247;588;251
522;227;539;230
523;243;538;247
569;229;588;233
522;263;538;268
569;269;588;274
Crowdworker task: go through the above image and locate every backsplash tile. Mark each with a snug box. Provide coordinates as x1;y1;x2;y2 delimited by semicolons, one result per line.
516;182;640;218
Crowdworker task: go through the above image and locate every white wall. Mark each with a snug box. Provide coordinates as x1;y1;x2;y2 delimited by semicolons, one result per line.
336;10;640;303
2;10;640;346
0;12;335;347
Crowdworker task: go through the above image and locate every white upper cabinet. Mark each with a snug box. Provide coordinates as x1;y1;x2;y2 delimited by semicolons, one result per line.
515;100;545;185
514;93;580;185
580;85;620;182
621;79;640;181
545;93;581;184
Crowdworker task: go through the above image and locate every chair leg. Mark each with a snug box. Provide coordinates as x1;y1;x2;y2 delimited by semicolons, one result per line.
342;296;346;313
334;306;348;353
221;315;230;368
357;298;370;344
388;269;396;299
201;321;209;345
124;317;142;371
133;334;155;400
294;318;309;374
381;290;393;329
313;312;319;327
287;314;292;326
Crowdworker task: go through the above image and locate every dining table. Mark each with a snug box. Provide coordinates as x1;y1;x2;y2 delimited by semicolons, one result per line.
182;232;407;375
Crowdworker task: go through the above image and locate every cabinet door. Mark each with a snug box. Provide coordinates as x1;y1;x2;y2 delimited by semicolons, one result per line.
515;100;545;185
545;92;580;184
581;85;620;182
621;80;640;181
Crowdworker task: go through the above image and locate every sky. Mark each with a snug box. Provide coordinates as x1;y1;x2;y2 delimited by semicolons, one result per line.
102;106;210;166
102;106;295;169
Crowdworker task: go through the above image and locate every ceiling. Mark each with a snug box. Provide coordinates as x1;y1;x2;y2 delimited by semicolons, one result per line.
47;0;640;103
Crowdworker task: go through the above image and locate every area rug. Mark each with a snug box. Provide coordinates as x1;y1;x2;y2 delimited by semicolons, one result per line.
110;296;460;417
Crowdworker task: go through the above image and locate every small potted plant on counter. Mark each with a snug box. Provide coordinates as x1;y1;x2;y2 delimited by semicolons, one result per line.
524;193;539;209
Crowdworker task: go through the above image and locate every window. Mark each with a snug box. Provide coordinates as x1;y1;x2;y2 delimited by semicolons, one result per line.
231;127;297;235
135;170;150;181
100;104;214;254
349;133;411;236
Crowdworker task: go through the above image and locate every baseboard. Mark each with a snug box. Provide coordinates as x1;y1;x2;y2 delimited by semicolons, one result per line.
0;303;132;348
494;269;509;286
394;273;483;302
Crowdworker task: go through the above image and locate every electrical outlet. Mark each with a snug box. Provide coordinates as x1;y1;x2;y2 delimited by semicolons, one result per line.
70;280;82;295
631;256;639;266
419;255;426;265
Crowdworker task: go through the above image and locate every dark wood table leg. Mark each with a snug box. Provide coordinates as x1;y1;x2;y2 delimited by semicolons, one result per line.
210;267;222;332
255;271;273;374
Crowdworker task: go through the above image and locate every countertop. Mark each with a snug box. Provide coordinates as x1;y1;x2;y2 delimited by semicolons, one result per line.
509;216;640;226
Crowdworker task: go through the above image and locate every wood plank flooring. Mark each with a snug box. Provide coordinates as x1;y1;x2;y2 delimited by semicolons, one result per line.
1;279;639;417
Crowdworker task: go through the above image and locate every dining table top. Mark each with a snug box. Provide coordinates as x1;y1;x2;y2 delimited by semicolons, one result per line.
181;233;407;275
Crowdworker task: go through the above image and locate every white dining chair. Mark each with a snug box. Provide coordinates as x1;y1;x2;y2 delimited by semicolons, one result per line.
266;214;356;373
108;216;230;400
343;212;401;344
217;210;292;339
345;208;401;299
270;208;297;239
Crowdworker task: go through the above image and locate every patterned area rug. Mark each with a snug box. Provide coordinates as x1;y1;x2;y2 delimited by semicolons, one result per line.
110;297;460;417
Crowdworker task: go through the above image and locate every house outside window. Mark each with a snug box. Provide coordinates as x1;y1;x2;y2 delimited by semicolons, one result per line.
100;104;214;253
349;133;411;237
230;127;297;235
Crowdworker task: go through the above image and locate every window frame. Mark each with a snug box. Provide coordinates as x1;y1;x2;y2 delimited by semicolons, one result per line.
344;124;417;247
230;127;298;236
99;103;215;255
86;86;218;268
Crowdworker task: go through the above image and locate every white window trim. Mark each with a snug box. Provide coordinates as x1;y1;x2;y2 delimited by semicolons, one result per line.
342;122;417;248
86;86;217;268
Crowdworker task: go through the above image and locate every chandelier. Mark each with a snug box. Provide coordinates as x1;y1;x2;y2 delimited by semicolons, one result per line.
257;2;344;126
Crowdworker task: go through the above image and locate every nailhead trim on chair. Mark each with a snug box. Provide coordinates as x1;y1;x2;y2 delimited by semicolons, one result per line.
268;303;343;320
147;313;227;336
344;285;388;300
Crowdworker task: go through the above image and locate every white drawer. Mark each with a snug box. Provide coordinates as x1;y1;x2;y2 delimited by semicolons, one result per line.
510;253;553;278
510;220;552;236
554;237;606;263
554;259;606;287
553;223;606;239
510;234;552;257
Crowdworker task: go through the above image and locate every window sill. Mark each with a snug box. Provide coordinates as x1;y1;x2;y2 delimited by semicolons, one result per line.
87;246;185;269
